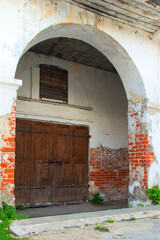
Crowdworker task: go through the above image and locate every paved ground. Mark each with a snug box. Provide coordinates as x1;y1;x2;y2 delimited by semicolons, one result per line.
17;200;128;218
25;217;160;240
11;205;160;237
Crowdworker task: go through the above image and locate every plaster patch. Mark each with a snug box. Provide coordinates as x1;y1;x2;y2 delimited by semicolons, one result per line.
0;78;22;116
129;199;151;208
1;188;15;206
129;181;141;195
89;180;99;194
40;7;53;20
129;91;142;103
148;161;160;187
73;64;80;71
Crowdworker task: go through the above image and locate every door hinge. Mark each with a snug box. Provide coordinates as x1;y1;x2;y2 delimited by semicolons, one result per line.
59;133;91;138
16;129;48;134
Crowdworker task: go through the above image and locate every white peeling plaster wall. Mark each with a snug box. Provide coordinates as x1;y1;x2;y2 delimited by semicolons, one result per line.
148;110;160;188
0;78;22;116
0;0;159;103
147;45;160;188
15;51;128;149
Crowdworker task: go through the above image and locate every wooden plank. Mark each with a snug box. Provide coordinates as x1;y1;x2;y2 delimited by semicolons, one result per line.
96;0;160;23
40;76;68;87
30;120;51;204
73;126;89;164
67;0;160;21
103;0;160;19
15;119;32;205
40;65;68;80
40;64;68;102
40;82;68;92
73;126;89;199
66;0;160;32
53;124;89;201
54;124;73;201
87;0;160;27
40;85;68;102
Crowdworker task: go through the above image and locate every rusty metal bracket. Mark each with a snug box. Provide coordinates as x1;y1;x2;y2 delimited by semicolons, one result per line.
59;133;91;138
16;129;48;134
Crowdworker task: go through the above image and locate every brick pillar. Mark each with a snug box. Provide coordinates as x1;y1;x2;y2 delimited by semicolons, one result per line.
128;99;155;206
0;78;22;206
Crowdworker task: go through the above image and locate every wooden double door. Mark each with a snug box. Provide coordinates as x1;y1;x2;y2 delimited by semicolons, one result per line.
15;119;89;205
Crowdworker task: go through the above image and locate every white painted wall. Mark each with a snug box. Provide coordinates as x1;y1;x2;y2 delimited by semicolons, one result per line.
16;51;128;149
0;78;22;116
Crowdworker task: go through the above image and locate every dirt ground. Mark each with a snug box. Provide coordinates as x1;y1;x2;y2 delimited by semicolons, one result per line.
24;217;159;240
26;226;105;240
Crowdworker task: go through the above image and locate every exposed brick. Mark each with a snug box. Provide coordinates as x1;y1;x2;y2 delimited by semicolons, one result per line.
0;104;16;198
128;110;155;198
89;146;129;200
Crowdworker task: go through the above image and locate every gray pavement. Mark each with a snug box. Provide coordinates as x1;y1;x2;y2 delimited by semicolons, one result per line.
102;217;160;240
10;205;160;237
16;200;128;218
23;217;160;240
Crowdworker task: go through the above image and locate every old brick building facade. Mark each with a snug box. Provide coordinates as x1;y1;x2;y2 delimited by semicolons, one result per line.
1;0;160;208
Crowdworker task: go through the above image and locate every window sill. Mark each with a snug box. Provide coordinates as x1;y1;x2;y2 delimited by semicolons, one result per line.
17;96;93;111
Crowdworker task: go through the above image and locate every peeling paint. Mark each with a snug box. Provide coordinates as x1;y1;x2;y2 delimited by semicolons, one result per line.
73;64;80;71
129;91;142;103
128;99;156;204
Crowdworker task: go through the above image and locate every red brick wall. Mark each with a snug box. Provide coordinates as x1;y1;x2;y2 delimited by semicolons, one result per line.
128;111;155;199
0;104;16;202
89;146;129;201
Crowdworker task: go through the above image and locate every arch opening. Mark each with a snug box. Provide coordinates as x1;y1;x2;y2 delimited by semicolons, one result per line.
0;22;150;209
15;35;129;208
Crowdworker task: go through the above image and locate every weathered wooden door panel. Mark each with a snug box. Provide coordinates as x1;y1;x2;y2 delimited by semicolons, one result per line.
30;121;51;204
52;124;73;201
15;119;32;205
56;124;73;165
15;119;89;205
71;126;89;200
54;124;89;202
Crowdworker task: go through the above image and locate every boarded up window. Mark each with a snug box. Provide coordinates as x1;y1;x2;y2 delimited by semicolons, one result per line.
40;64;68;102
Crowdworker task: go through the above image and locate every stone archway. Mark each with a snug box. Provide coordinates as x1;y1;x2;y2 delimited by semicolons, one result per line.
0;22;151;207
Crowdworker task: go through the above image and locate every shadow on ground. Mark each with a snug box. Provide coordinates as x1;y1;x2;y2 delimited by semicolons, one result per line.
17;200;128;218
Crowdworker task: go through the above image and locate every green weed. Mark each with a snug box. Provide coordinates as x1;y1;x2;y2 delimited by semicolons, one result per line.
0;202;28;240
91;193;103;205
137;203;144;207
16;205;26;211
95;224;109;232
146;185;160;205
107;218;114;223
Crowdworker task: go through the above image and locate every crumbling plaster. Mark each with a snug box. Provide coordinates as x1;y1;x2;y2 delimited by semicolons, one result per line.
0;0;153;100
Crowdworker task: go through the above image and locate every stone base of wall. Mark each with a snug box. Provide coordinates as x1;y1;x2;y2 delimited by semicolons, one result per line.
89;146;129;201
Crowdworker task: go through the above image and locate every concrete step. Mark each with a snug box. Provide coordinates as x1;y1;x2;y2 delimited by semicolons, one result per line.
10;205;160;237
